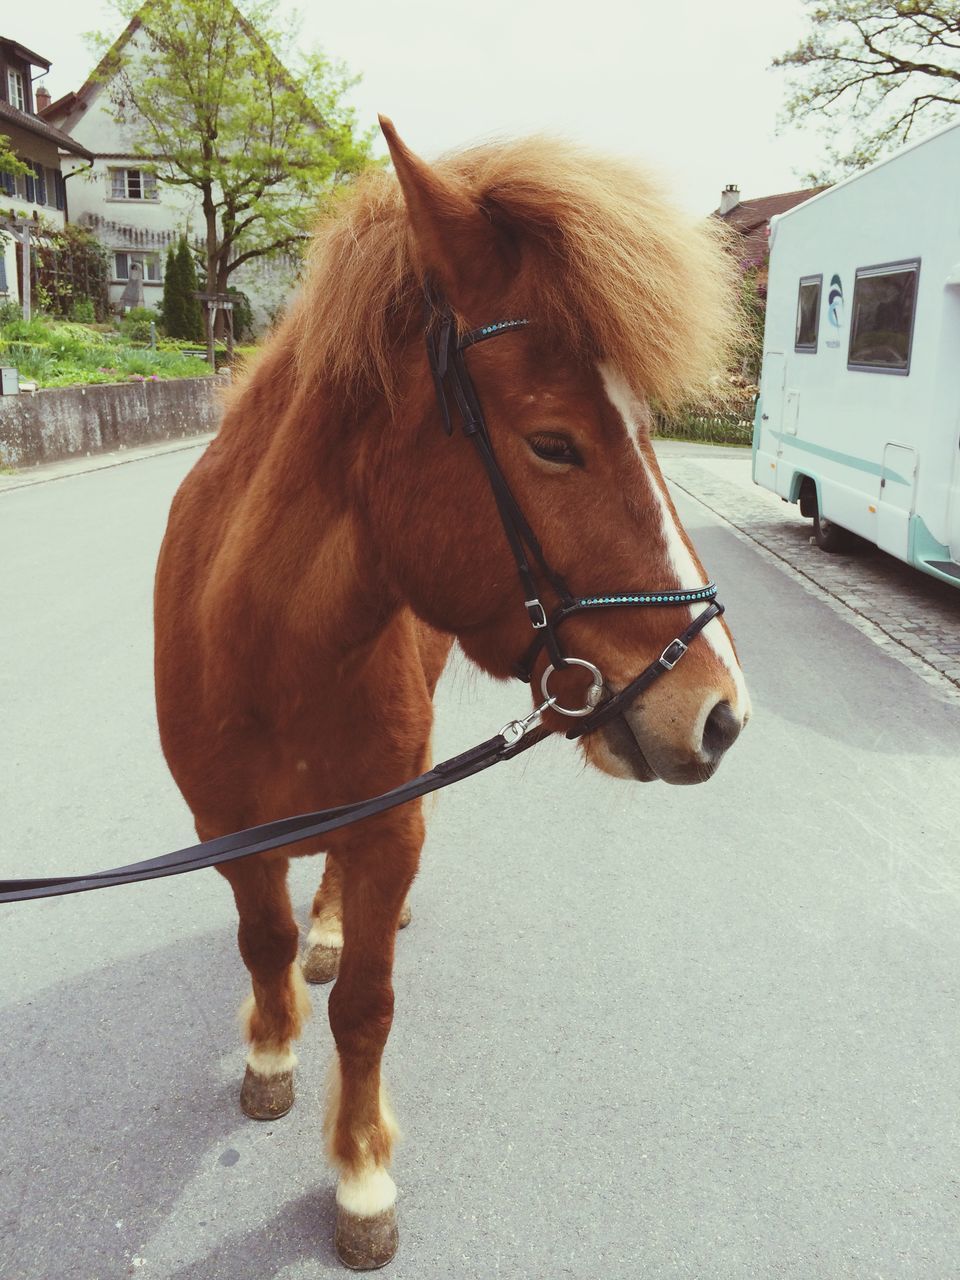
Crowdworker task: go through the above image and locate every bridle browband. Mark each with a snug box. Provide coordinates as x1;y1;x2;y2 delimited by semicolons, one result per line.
0;286;727;904
423;281;724;741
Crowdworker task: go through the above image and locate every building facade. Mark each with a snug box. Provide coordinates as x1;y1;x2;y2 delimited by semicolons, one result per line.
43;18;298;330
0;37;94;305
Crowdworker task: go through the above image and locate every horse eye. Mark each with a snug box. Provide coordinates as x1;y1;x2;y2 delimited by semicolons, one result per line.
528;433;583;467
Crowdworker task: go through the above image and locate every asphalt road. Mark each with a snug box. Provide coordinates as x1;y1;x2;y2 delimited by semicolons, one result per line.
1;444;958;1280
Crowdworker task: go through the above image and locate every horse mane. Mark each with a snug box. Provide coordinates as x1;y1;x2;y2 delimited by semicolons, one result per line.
283;136;742;415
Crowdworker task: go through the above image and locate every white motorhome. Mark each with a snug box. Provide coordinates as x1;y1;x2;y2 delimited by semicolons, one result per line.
752;121;960;587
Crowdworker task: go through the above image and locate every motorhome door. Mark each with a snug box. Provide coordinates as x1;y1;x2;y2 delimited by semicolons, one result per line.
756;352;784;488
877;443;918;561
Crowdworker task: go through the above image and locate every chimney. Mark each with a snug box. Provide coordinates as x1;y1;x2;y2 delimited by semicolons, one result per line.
719;183;740;216
35;84;51;114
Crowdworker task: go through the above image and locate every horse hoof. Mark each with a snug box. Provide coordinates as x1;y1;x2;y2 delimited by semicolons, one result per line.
335;1205;399;1271
302;942;341;984
398;902;412;930
240;1066;294;1120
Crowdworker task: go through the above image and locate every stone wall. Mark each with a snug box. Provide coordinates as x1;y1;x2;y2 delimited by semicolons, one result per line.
0;374;228;468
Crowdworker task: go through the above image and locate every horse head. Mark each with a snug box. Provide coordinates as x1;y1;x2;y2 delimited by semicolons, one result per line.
304;120;750;785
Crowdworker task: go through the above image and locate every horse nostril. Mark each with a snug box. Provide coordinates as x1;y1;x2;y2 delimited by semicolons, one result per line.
701;700;741;761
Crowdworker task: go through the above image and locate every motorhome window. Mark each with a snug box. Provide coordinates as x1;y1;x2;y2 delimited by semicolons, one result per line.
848;261;919;374
795;276;821;352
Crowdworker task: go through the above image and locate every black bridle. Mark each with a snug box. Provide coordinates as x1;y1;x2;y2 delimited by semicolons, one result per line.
423;283;724;741
0;289;725;904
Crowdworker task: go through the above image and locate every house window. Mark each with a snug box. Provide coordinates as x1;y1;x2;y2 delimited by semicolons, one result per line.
109;167;158;200
31;163;46;206
794;275;822;352
848;260;920;374
7;69;25;112
114;251;162;282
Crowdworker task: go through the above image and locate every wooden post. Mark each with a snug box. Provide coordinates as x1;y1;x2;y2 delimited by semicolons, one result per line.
20;221;31;322
206;298;216;368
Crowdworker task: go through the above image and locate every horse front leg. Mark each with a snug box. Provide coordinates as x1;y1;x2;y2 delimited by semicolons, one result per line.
324;810;422;1270
303;852;412;987
218;852;311;1120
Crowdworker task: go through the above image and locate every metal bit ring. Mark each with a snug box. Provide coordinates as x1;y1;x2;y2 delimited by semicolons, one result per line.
540;658;604;717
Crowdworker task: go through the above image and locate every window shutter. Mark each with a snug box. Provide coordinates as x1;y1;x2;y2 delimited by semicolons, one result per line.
0;250;7;293
0;171;14;197
33;163;46;206
54;171;65;211
25;169;34;202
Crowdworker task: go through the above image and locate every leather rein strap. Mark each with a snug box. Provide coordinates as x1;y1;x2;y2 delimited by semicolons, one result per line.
0;728;547;903
0;289;724;904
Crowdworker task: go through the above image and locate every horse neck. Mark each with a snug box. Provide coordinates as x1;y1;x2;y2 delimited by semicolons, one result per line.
222;358;403;669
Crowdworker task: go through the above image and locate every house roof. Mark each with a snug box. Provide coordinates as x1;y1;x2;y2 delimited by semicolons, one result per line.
45;16;143;123
0;97;94;159
43;5;325;132
714;187;827;265
0;37;51;71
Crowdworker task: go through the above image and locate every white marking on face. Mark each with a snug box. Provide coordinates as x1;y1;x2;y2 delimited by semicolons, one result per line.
598;364;750;715
600;364;647;457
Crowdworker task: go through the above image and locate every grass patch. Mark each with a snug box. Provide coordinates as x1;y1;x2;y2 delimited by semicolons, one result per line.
0;315;230;388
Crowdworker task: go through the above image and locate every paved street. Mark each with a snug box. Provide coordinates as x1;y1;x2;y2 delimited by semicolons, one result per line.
1;441;959;1280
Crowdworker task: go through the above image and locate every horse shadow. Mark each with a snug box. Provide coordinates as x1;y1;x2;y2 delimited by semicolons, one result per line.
0;889;355;1280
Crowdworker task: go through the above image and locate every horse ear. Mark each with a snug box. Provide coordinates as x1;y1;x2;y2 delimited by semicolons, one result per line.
379;115;500;301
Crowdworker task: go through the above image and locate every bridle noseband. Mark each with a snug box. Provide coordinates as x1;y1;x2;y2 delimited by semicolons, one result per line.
424;282;725;742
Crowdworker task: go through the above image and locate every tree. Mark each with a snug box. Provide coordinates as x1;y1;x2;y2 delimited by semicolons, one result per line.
0;134;30;179
92;0;374;312
162;237;204;340
160;242;181;336
774;1;960;180
176;236;203;341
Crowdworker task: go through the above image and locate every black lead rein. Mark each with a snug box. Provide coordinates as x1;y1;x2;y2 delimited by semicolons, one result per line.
0;290;723;905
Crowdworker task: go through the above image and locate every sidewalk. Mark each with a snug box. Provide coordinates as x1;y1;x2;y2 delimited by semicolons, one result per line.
655;439;960;690
0;433;214;494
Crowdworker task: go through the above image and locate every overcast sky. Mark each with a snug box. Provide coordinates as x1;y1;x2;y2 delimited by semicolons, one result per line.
9;0;825;214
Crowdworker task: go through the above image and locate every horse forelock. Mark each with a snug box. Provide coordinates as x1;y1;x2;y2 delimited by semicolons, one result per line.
271;136;742;419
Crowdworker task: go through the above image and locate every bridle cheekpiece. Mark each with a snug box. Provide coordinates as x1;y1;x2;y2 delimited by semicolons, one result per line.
423;281;725;743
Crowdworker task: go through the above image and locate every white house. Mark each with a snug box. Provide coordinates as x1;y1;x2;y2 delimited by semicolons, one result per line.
42;14;298;330
0;36;94;305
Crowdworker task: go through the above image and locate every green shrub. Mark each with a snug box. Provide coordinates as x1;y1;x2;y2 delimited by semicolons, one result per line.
69;298;97;324
119;307;160;343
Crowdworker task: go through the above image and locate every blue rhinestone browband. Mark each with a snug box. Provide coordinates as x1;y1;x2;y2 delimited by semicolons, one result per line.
576;583;718;609
460;319;531;348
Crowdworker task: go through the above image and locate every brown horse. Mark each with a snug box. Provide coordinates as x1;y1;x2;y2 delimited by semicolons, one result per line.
154;119;750;1269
